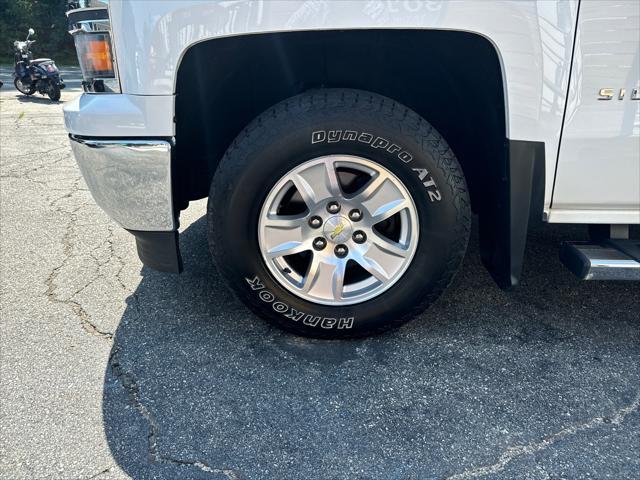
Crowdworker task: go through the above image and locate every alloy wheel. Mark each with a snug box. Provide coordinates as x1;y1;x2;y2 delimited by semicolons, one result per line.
258;155;419;305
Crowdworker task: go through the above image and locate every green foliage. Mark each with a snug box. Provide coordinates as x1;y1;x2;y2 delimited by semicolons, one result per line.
0;0;76;64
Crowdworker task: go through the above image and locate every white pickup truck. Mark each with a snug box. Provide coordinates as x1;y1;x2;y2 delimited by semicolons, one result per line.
64;0;640;338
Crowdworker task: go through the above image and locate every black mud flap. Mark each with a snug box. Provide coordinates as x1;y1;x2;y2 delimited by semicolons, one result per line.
479;140;545;289
128;230;183;273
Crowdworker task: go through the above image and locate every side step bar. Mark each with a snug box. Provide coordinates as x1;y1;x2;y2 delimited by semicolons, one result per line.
560;239;640;280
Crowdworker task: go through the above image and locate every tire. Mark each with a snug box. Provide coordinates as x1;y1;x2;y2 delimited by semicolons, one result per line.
47;83;61;101
208;89;470;338
14;78;35;95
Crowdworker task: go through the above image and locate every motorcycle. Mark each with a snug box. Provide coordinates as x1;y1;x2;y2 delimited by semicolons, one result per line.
13;28;65;101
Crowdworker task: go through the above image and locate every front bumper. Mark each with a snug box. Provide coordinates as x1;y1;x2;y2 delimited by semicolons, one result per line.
69;136;182;272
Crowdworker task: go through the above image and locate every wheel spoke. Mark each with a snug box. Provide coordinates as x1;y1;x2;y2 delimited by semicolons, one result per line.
371;232;411;259
262;215;308;258
353;233;410;281
352;174;408;222
332;260;346;300
266;240;310;258
371;198;409;223
350;173;386;203
301;256;345;301
291;159;341;208
352;253;389;282
324;160;342;197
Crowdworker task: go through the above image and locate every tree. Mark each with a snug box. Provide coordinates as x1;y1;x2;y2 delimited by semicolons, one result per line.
0;0;76;63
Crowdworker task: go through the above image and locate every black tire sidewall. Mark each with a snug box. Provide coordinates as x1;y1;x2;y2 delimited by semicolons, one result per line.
14;78;34;95
210;92;469;337
48;83;61;101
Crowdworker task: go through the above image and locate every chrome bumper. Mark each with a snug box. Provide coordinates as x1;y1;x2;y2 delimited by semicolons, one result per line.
69;137;175;231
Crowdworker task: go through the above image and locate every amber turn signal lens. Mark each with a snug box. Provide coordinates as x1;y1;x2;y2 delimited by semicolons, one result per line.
85;38;112;73
73;32;115;79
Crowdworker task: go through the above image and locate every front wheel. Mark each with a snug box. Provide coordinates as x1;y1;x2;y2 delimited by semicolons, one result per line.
208;89;471;338
14;78;35;95
47;83;61;101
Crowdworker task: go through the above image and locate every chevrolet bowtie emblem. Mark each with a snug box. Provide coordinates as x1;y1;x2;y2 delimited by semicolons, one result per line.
330;223;345;240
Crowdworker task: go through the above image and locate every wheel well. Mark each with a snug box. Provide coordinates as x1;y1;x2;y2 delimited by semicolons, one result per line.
174;29;506;215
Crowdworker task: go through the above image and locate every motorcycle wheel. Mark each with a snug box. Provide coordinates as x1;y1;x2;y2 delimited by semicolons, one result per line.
47;83;61;102
14;78;35;95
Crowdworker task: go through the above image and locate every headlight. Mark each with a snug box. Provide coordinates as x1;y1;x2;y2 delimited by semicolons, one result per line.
74;33;115;78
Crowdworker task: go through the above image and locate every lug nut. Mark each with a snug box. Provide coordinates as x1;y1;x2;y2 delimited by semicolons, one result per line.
334;244;348;258
352;230;367;244
326;201;341;214
313;237;327;251
308;216;323;229
349;209;363;222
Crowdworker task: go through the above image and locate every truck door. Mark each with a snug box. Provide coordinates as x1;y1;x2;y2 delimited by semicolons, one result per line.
551;0;640;223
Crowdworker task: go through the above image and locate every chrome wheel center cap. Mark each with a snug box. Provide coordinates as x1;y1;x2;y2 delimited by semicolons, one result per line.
323;215;352;244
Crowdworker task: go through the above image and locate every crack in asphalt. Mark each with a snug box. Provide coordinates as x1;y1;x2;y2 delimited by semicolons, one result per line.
39;166;116;341
67;227;128;301
101;226;129;293
44;208;114;341
0;150;69;186
13;136;134;342
446;393;640;479
108;347;242;479
82;466;113;479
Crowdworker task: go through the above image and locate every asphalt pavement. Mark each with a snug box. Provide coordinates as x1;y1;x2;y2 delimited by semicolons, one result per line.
0;74;638;480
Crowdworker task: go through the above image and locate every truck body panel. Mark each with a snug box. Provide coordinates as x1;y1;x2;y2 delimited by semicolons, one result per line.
106;0;581;214
552;0;640;222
